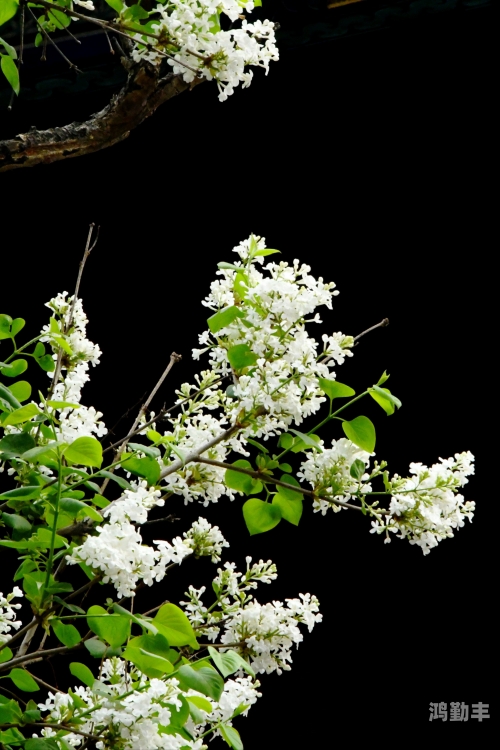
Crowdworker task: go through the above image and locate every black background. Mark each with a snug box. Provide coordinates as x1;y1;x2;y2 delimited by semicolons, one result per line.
1;3;494;744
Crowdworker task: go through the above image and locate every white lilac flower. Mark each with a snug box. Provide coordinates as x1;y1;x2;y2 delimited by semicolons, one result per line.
0;587;23;644
67;482;192;597
369;451;475;554
130;1;278;102
297;437;372;515
183;517;230;562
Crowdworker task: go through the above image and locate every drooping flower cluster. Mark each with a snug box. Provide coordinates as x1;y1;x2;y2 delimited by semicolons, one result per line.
67;482;193;597
0;586;23;644
297;437;372;515
40;291;107;442
182;558;322;674
369;451;475;554
130;1;279;102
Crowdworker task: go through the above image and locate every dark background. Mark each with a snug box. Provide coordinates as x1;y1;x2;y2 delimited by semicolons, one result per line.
1;1;494;744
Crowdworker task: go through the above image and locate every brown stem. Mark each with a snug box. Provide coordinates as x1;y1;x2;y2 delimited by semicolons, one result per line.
0;62;201;171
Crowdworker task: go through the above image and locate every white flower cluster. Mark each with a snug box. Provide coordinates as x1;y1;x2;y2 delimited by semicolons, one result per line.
130;1;279;102
297;437;372;515
0;586;23;644
203;675;261;730
183;516;229;561
41;291;107;442
182;558;321;675
67;482;193;597
193;235;353;439
37;662;203;750
161;411;247;506
370;451;475;554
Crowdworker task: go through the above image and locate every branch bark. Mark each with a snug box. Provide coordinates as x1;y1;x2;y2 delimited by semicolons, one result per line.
0;58;201;171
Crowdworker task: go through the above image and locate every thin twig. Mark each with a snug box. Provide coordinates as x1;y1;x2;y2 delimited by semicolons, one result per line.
197;457;363;512
159;423;241;480
0;616;39;653
27;6;81;71
0;642;84;672
27;671;63;694
67;223;99;331
354;318;389;343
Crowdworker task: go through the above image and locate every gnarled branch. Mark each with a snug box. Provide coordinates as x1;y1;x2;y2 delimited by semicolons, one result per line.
0;58;201;171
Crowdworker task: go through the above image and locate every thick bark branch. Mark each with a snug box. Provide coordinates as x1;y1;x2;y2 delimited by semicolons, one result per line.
0;59;201;171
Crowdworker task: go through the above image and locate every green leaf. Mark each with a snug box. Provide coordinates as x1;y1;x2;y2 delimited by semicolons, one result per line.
278;433;294;449
0;698;22;724
0;432;35;457
2;512;32;535
342;416;376;453
51;620;81;648
37;354;55;372
0;646;12;664
369;385;402;416
275;474;302;502
207;306;244;333
227;344;258;370
350;458;366;480
0;2;19;28
289;429;323;453
64;436;103;468
273;487;303;526
0;358;27;377
104;0;124;10
0;54;19;93
127;442;161;459
9;669;39;692
242;498;281;535
21;442;61;463
153;603;198;649
208;647;255;678
224;459;261;495
92;493;109;509
246;438;268;454
10;318;24;336
69;662;95;688
123;634;174;678
84;637;122;659
95;470;131;489
220;724;243;750
318;378;355;401
46;400;81;409
25;739;60;750
121;455;160;485
177;665;224;701
33;342;45;358
253;248;280;257
0;382;22;410
217;262;242;271
0;485;41;500
86;605;130;648
376;370;390;386
2;403;40;426
187;695;213;714
8;380;32;402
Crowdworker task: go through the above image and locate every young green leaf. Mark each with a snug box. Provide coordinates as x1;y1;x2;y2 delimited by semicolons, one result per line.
208;647;255;678
51;620;81;648
7;380;31;402
350;458;366;480
2;403;40;426
220;724;244;750
69;662;95;688
318;378;355;401
242;498;281;535
207;306;244;333
152;603;199;649
9;669;39;692
64;436;103;468
369;385;402;416
227;344;258;370
176;665;224;701
86;605;130;648
342;416;376;453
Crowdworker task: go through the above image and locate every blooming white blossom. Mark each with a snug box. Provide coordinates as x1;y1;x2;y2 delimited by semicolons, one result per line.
0;587;23;644
67;482;193;597
183;516;230;561
298;437;372;515
369;451;475;554
40;292;107;442
130;1;279;102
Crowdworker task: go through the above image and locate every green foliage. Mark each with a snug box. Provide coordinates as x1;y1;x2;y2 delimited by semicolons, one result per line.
176;664;224;701
369;384;402;416
51;620;82;648
342;416;376;453
207;306;244;333
1;53;19;95
318;378;355;401
8;669;40;692
220;724;244;750
64;436;103;467
121;454;160;485
208;647;255;678
123;634;174;678
86;605;131;648
69;662;95;688
227;344;258;370
153;603;199;649
224;460;262;495
243;498;281;535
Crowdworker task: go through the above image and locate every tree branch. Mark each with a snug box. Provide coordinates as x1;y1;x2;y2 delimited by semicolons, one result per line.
0;60;202;171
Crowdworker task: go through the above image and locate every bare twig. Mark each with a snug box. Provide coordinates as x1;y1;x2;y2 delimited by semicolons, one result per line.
67;224;99;331
354;318;389;343
27;671;63;694
27;6;81;71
